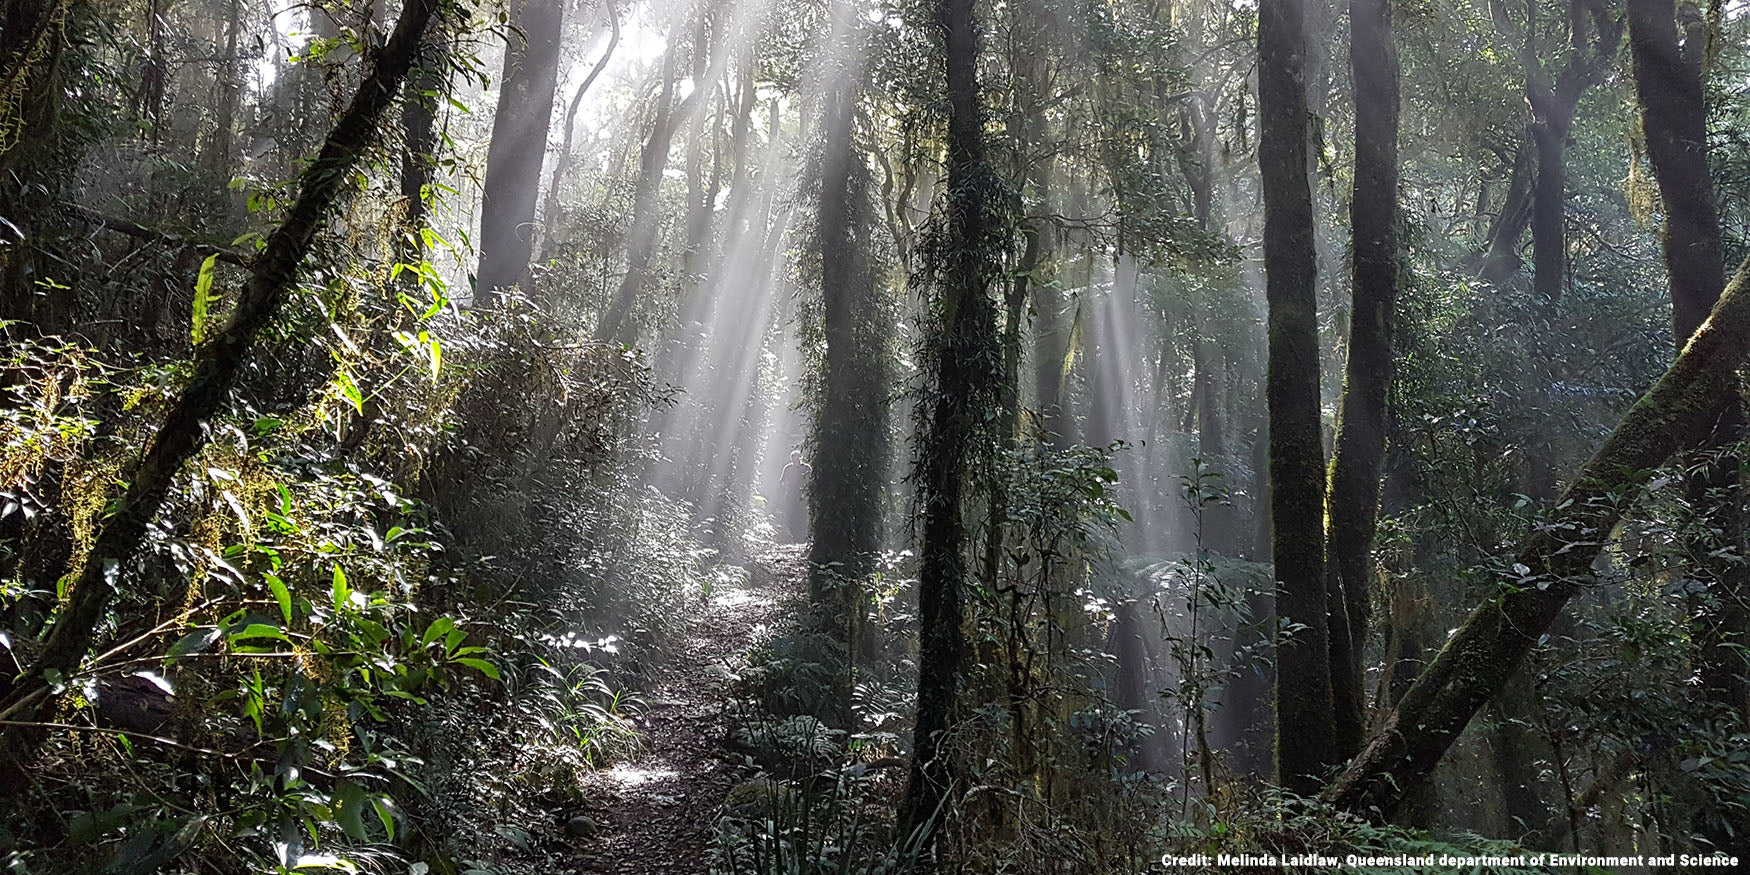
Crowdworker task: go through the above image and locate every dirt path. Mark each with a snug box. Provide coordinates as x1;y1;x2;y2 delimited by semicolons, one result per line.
568;545;804;874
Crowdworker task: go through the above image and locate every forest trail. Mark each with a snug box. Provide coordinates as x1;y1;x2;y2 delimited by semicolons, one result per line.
568;544;806;874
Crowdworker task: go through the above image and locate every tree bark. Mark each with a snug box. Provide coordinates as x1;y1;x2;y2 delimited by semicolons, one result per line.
541;0;620;251
594;21;704;344
1629;0;1749;726
807;0;887;724
1486;0;1619;305
0;0;71;319
475;0;564;303
1478;140;1534;285
0;0;443;757
1259;0;1335;796
1324;256;1750;817
900;0;1000;847
1324;0;1399;762
400;31;449;245
204;0;245;185
1527;117;1569;304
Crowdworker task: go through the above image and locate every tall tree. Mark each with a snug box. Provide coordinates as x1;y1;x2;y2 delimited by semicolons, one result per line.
899;0;1002;845
475;0;565;303
400;30;451;252
594;14;707;344
1628;0;1748;724
0;0;444;757
1258;0;1335;795
1323;256;1750;817
0;0;75;317
542;0;620;249
806;0;888;722
1324;0;1400;761
1487;0;1620;304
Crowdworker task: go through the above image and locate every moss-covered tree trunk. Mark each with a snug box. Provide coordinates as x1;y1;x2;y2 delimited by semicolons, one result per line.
0;0;443;759
1629;0;1749;726
1324;0;1399;761
0;0;73;320
1324;256;1750;817
1259;0;1335;795
900;0;1001;847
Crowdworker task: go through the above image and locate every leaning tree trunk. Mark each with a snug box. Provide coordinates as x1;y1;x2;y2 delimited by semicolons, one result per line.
475;0;564;303
400;31;450;254
1478;140;1534;285
899;0;1001;848
1258;0;1335;796
594;26;702;344
1630;0;1749;747
1324;255;1750;818
0;0;443;757
1324;0;1399;762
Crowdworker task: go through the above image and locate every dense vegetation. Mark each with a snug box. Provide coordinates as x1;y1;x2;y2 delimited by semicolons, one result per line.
0;0;1748;870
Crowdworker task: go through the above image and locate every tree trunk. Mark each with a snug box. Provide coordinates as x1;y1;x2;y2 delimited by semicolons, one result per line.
1490;680;1558;847
1259;0;1335;796
680;8;717;299
475;0;564;303
400;33;449;243
1324;255;1750;817
1528;119;1568;304
0;0;70;319
0;0;443;757
807;0;887;724
594;24;702;344
1324;0;1399;762
1629;0;1749;734
900;0;1000;847
1193;341;1224;458
205;0;245;185
541;0;620;252
1478;141;1534;285
1629;0;1723;344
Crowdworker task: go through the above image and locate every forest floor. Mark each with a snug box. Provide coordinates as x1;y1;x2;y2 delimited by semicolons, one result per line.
566;543;805;874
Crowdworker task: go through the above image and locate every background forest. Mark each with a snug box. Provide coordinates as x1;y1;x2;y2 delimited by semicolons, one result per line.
0;0;1748;869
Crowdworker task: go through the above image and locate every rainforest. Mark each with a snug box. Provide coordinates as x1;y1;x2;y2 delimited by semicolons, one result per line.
0;0;1748;870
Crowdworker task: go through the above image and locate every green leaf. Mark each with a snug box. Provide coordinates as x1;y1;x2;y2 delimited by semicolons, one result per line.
335;370;364;414
420;616;454;648
230;623;291;645
333;783;368;840
372;796;397;841
191;254;220;345
452;657;500;680
265;574;292;624
332;564;351;609
421;330;441;381
169;626;223;657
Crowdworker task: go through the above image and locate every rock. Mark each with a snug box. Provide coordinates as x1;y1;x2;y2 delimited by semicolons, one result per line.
722;778;796;819
96;674;177;734
565;814;599;838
